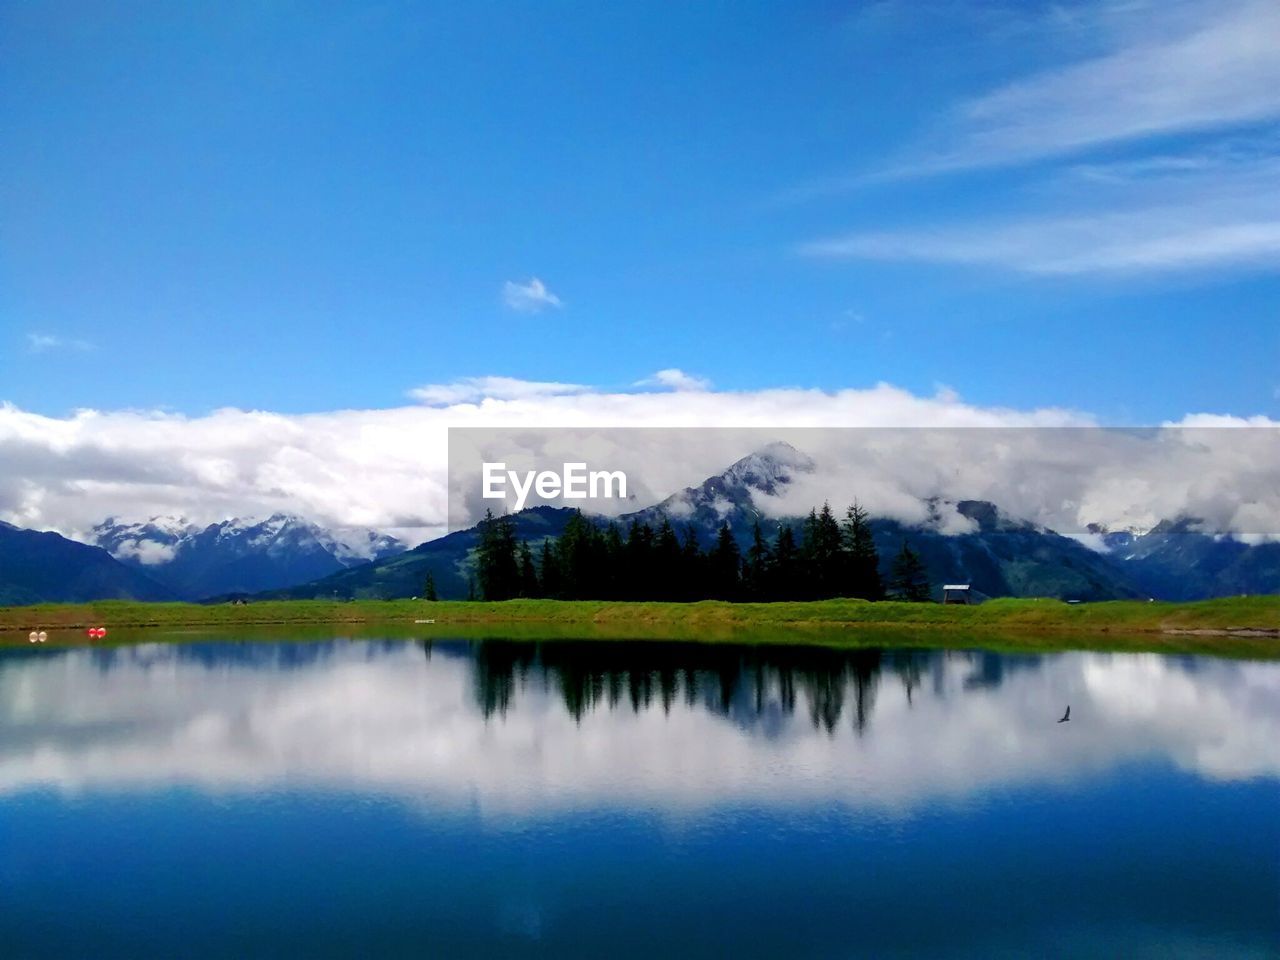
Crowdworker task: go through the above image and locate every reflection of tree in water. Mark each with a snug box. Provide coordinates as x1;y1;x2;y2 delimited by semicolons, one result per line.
466;641;965;735
470;639;535;719
961;650;1044;690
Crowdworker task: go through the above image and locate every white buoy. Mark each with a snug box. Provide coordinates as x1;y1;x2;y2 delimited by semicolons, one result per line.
38;631;47;643
29;631;38;643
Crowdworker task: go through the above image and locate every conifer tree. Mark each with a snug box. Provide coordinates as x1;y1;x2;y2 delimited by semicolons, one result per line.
679;525;703;601
517;540;539;597
842;501;884;600
743;520;771;599
423;571;438;601
814;502;843;596
601;523;625;599
538;538;561;598
654;519;682;600
624;520;655;599
890;540;930;602
476;509;519;601
709;521;741;599
799;508;820;598
771;523;799;600
557;511;599;599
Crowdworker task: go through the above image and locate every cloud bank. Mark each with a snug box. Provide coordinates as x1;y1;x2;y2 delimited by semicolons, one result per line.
1;377;1276;545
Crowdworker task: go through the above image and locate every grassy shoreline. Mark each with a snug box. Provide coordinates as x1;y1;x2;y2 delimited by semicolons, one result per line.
1;596;1276;656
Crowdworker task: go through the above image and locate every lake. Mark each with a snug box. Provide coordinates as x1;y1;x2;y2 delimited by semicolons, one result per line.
1;634;1277;958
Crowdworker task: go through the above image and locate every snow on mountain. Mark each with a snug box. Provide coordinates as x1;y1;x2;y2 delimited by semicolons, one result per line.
91;514;406;599
94;516;199;565
628;440;817;534
1083;522;1153;555
327;527;406;563
716;440;818;495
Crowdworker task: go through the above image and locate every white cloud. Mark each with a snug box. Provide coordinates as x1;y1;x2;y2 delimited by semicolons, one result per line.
0;380;1276;545
109;538;180;565
634;368;711;391
0;382;1090;543
903;0;1280;174
502;277;563;313
25;333;93;354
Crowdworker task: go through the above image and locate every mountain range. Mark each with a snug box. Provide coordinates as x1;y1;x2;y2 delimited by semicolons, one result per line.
0;443;1275;605
1094;517;1280;601
259;442;1276;603
90;514;405;600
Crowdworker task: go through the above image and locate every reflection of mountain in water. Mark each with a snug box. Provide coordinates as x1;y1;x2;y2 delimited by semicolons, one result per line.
3;638;1278;811
463;640;964;735
11;639;1049;739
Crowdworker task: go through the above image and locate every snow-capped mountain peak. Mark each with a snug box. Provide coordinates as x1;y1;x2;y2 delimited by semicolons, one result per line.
718;441;817;495
91;513;406;598
92;515;199;565
627;440;817;532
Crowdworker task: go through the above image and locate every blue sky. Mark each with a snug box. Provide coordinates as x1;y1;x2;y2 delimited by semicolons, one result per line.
2;0;1278;423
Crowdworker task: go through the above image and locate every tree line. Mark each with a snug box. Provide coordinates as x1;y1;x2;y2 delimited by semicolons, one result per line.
462;502;932;603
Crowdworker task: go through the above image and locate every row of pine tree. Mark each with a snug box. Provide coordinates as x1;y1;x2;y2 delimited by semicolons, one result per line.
446;502;932;603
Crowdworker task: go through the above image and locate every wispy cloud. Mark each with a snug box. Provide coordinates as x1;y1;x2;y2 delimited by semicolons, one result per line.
409;376;587;406
794;4;1280;279
804;213;1280;276
634;368;711;392
501;277;563;313
26;333;93;354
804;146;1280;276
902;0;1280;175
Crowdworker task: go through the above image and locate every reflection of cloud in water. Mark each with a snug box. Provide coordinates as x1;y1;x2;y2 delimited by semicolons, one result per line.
0;641;1277;815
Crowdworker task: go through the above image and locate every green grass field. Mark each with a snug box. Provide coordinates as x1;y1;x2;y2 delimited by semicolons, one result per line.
1;595;1276;656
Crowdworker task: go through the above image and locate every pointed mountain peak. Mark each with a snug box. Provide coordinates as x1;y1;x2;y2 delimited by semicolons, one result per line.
626;441;816;531
718;441;816;494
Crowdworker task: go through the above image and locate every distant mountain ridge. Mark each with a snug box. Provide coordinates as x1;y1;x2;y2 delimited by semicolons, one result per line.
0;521;174;605
3;443;1274;606
1093;517;1280;601
264;443;1182;602
617;443;1141;601
92;514;406;600
257;506;572;602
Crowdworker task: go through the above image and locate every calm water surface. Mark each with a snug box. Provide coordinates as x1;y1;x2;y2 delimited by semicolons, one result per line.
1;635;1278;958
